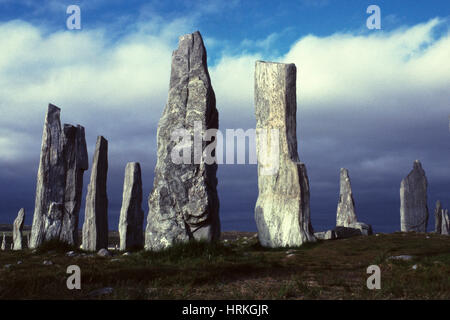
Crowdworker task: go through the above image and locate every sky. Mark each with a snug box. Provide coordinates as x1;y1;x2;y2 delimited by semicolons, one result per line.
0;0;449;233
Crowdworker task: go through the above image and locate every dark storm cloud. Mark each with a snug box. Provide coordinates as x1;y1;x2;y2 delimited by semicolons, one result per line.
0;18;449;234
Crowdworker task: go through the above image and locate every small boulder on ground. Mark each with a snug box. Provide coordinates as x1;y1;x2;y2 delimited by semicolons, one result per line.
97;248;111;257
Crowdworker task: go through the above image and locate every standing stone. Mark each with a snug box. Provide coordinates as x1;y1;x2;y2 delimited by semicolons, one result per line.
30;104;88;248
441;209;449;235
30;104;65;248
434;200;442;234
119;162;144;250
82;136;108;251
336;168;357;227
144;31;220;251
400;160;429;232
13;208;25;250
1;233;5;251
60;124;88;245
254;61;315;248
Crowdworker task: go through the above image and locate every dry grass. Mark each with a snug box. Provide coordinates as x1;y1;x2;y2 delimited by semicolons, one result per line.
0;232;448;299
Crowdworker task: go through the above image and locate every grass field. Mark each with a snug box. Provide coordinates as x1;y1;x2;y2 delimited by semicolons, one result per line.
0;231;449;299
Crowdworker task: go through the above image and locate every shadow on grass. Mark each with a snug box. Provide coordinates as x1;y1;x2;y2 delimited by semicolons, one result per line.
35;239;79;254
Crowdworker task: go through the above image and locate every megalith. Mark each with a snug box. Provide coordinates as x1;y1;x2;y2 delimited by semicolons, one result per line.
400;160;429;232
441;209;449;235
82;136;108;251
254;61;315;248
30;104;88;248
119;162;144;250
13;208;25;250
145;31;220;251
434;200;442;234
336;168;357;227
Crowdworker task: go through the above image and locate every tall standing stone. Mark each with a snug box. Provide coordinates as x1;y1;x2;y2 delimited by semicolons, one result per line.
144;31;220;251
434;200;442;234
61;124;89;245
400;160;429;232
82;136;108;251
30;104;88;248
254;61;315;248
119;162;144;250
441;209;449;235
336;168;358;227
13;208;25;250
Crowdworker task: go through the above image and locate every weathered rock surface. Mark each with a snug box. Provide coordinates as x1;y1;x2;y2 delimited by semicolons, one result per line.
314;230;336;240
30;104;88;248
347;222;373;236
97;248;111;257
333;226;363;239
336;168;357;227
315;223;372;241
400;160;429;232
1;233;5;251
145;31;220;251
82;136;108;251
254;61;315;248
60;124;89;245
434;200;442;234
119;162;144;250
442;209;450;235
13;208;25;250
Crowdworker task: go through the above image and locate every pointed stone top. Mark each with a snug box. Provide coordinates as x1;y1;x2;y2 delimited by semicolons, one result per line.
97;136;108;144
408;160;426;177
48;103;61;112
173;31;209;78
413;159;422;169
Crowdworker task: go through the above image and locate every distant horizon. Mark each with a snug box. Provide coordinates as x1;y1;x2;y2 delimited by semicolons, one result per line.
1;0;449;237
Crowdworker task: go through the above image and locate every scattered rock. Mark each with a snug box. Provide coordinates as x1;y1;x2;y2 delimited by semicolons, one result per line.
347;222;373;236
97;248;111;257
66;251;76;257
4;264;12;269
254;60;315;248
286;254;296;259
333;226;362;239
412;264;418;270
119;162;144;250
13;208;25;250
400;160;429;232
17;261;22;265
82;136;109;251
314;230;336;240
145;31;220;251
42;260;53;265
122;252;131;256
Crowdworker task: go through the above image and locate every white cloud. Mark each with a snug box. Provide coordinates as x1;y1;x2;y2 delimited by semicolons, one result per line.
281;18;450;110
0;16;449;174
